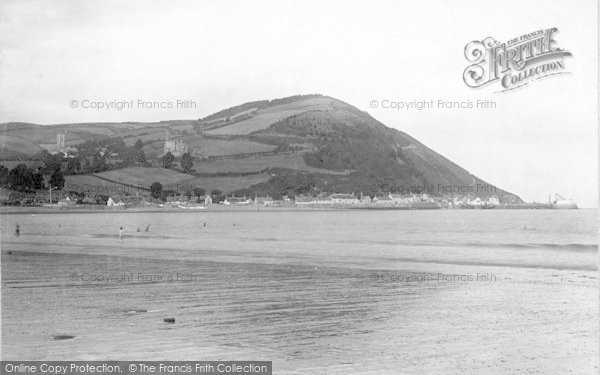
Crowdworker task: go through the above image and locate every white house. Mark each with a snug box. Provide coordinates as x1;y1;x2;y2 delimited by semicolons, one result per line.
315;195;332;205
330;193;360;205
295;196;316;205
255;196;273;205
467;197;483;206
374;195;394;205
389;193;414;204
486;195;500;206
223;196;252;205
452;196;465;206
107;197;125;207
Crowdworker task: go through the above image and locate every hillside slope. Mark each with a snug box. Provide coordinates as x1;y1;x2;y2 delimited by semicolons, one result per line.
0;95;520;201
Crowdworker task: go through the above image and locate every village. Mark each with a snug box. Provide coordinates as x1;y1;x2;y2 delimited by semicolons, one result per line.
0;185;528;210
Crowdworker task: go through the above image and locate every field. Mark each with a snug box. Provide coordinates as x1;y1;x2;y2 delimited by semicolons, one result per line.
204;97;342;136
205;110;306;135
163;174;271;194
186;138;276;156
0;135;43;158
260;97;340;113
193;153;345;174
1;127;75;144
64;168;193;196
0;121;203;161
93;167;193;186
121;127;169;145
116;133;278;158
0;97;339;159
64;174;144;196
65;167;272;195
0;160;45;170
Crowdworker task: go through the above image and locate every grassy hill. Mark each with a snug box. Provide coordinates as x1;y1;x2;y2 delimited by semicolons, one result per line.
0;95;521;201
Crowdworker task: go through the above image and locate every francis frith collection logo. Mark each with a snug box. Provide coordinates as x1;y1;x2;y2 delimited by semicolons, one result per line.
463;28;572;92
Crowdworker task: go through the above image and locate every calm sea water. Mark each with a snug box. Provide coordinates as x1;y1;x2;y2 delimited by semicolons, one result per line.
1;209;598;373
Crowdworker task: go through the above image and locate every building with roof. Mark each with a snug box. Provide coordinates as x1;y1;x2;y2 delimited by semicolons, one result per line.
330;193;359;205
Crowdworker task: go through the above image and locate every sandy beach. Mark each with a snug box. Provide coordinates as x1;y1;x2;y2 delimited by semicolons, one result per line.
1;210;598;374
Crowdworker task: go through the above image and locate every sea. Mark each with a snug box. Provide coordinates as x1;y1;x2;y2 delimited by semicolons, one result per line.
1;209;598;374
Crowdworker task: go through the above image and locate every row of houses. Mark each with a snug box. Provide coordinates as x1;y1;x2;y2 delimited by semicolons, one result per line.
0;186;503;209
218;192;502;207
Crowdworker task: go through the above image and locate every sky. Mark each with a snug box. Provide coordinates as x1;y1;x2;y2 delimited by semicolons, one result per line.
0;0;597;207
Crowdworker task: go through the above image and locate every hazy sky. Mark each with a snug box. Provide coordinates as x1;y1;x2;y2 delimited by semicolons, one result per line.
0;0;597;207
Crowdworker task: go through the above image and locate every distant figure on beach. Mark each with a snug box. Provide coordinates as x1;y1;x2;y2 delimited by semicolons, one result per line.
203;222;206;227
15;224;20;237
145;225;150;232
119;227;123;242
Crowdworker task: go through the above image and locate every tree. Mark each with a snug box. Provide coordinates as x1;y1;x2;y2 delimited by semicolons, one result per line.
180;152;193;173
0;165;8;185
150;181;163;199
8;164;33;191
41;150;63;171
135;149;146;164
67;157;81;174
134;138;144;150
210;189;223;203
193;187;206;197
160;189;176;202
92;155;106;172
50;169;65;190
163;152;174;168
32;171;45;190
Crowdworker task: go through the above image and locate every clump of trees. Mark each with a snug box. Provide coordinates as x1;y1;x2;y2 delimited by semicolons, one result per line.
150;181;163;199
162;152;174;168
64;136;147;173
149;181;214;202
193;187;206;197
0;163;64;192
50;170;65;189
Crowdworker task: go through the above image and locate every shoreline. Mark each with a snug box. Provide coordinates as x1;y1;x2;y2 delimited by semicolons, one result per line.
1;205;588;215
0;205;352;215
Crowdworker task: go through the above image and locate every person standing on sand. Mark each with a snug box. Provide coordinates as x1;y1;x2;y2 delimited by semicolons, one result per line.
15;224;20;237
119;227;123;243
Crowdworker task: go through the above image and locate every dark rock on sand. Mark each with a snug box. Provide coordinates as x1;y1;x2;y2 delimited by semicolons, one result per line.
54;335;75;340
